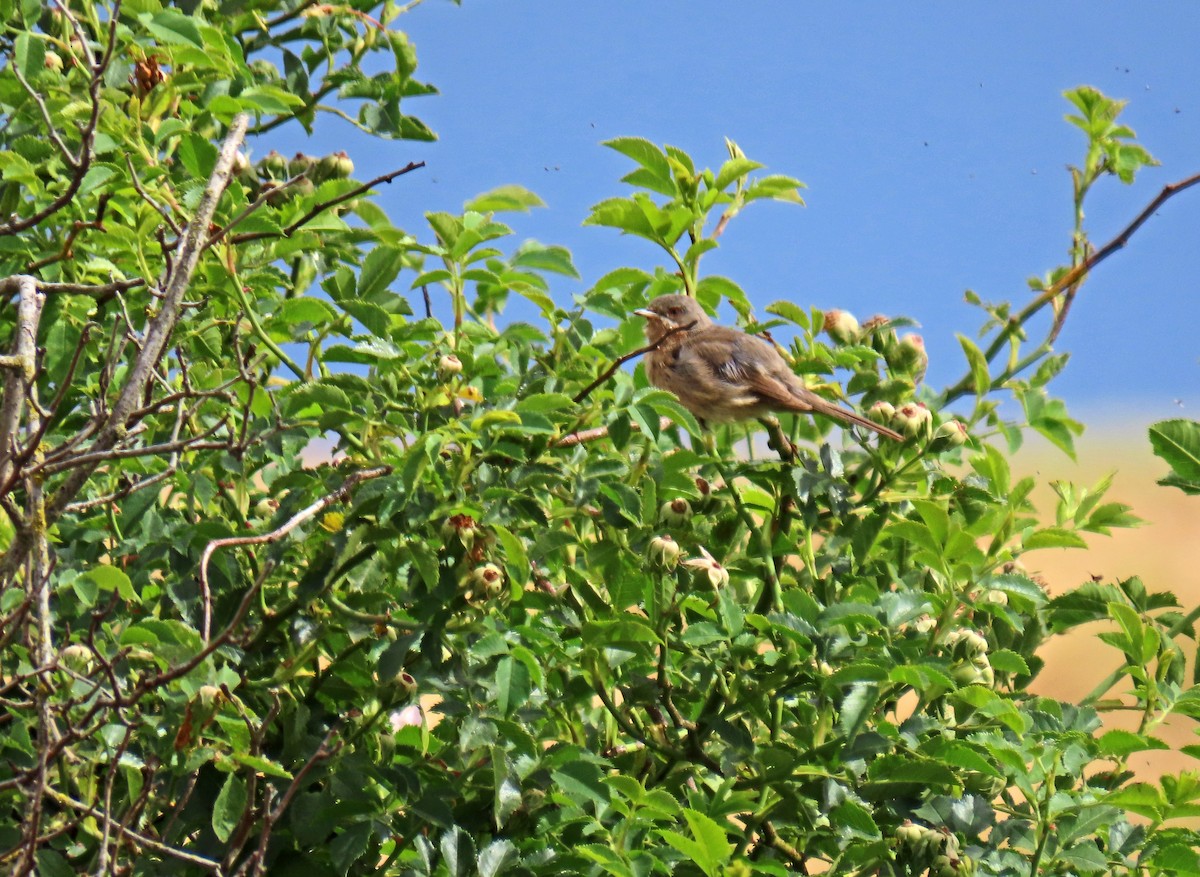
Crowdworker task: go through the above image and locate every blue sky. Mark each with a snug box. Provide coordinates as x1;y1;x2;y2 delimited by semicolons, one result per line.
284;2;1200;429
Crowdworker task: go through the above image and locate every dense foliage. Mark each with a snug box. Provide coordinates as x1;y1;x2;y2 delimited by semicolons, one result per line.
2;2;1199;875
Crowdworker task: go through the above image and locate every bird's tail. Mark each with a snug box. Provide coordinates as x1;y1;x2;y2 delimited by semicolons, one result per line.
810;398;904;442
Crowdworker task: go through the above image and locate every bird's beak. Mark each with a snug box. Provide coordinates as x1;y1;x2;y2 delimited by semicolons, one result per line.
633;308;656;319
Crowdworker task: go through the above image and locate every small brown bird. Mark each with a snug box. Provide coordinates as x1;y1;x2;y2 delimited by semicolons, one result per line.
635;294;902;441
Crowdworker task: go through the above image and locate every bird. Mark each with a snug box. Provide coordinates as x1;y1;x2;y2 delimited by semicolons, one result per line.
634;294;902;441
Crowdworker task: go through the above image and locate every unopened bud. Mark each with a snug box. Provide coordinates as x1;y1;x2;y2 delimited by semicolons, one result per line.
288;152;314;177
59;644;93;672
648;535;681;570
932;419;968;449
945;629;989;661
823;309;860;345
862;315;897;356
868;400;895;425
253;498;278;518
890;333;928;378
44;51;63;72
438;354;463;379
659;498;693;526
258;150;288;179
463;563;504;600
894;402;933;439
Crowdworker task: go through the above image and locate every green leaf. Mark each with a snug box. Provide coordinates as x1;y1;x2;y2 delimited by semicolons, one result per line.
178;133;219;180
477;839;517;877
1150;419;1200;483
1097;729;1169;758
551;760;609;806
211;773;246;842
493;656;531;717
695;275;750;318
78;564;138;603
34;851;74;877
604;137;674;193
713;157;764;190
230;752;293;779
331;822;373;874
13;32;43;82
144;10;205;47
743;174;806;204
358;245;407;300
658;810;732;877
957;334;991;395
1022;526;1087;550
465;184;546;213
273;297;338;327
987;649;1030;675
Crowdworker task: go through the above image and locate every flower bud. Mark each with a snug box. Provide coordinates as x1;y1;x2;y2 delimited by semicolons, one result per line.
59;644;93;673
288;152;314;177
463;563;504;600
394;670;417;697
890;333;928;383
862;314;897;355
951;657;994;688
894;402;933;439
683;547;729;589
257;150;288;179
894;820;925;850
44;51;63;72
694;476;711;497
822;309;860;345
945;629;989;661
254;498;278;519
931;419;968;450
648;535;681;570
314;149;350;178
440;513;480;548
983;588;1008;606
868;400;895;426
438;354;463;379
196;685;223;710
659;498;693;526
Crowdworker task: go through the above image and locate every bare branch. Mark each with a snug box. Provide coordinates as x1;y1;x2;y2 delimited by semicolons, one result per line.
0;276;46;491
46;114;252;521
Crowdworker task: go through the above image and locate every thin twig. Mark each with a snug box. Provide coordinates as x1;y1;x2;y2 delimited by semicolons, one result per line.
940;168;1200;405
573;320;696;404
199;465;391;641
223;162;426;246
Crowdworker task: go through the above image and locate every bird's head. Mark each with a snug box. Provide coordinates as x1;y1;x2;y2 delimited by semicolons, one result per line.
634;294;711;342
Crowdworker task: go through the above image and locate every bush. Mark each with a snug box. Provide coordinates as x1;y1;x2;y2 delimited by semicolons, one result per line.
1;3;1198;875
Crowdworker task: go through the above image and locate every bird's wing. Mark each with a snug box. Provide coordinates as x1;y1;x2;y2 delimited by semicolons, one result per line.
681;328;813;412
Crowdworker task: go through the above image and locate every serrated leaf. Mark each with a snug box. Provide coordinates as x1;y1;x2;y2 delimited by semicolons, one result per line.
465;184;545;213
144;10;205;48
1022;527;1087;550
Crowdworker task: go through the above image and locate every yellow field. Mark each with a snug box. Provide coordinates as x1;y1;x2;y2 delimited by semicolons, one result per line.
1017;423;1200;781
